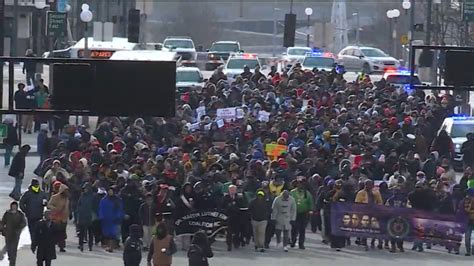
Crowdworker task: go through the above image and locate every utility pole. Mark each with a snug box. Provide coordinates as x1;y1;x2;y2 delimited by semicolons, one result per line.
290;0;294;14
11;0;18;56
272;0;278;57
426;0;432;45
0;0;4;109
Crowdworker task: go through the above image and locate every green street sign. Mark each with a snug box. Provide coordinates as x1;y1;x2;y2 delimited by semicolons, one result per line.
0;124;7;139
46;11;67;38
463;0;474;21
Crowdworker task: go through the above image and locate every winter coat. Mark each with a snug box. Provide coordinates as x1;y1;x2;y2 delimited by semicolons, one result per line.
31;219;56;261
249;198;270;222
463;196;474;225
355;190;383;205
290;188;314;214
76;191;96;226
147;235;177;266
37;131;49;156
0;210;26;239
19;186;48;220
139;202;157;226
8;152;26;179
271;195;296;230
408;189;435;211
3;124;19;146
99;195;124;238
120;185;143;222
43;167;70;191
47;184;70;223
188;243;213;266
123;229;143;266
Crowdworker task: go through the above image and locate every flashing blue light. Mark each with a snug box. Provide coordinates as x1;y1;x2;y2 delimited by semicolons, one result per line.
311;48;323;53
403;84;414;94
306;51;323;57
451;115;474;120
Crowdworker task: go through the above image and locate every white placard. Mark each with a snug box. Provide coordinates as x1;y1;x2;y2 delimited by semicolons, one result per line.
258;111;270;122
216;107;236;119
216;119;225;128
196;106;206;121
236;108;245;119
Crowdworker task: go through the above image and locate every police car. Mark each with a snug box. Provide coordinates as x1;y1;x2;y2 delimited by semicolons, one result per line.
223;53;262;79
281;46;312;71
288;51;337;75
438;116;474;169
301;51;337;71
383;69;422;94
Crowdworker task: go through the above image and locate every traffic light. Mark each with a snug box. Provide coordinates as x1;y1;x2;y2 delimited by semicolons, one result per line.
283;13;296;47
128;9;140;43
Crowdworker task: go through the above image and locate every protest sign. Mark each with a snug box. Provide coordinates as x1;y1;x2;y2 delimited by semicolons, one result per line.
217;108;236;120
216;119;225;128
189;122;200;132
175;211;228;236
196;106;206;121
331;203;467;246
236;108;245;119
258;111;270;122
265;143;288;159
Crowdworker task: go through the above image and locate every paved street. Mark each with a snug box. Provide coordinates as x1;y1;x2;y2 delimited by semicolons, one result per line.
0;63;472;266
0;151;469;266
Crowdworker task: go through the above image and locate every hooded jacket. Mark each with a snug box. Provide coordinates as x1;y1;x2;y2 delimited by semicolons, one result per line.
47;184;70;223
1;207;26;239
76;190;96;226
123;224;143;265
20;185;48;220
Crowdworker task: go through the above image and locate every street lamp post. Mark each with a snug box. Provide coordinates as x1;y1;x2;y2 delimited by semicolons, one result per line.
34;0;46;56
386;9;400;57
80;4;93;58
305;7;313;47
352;12;360;45
402;0;411;41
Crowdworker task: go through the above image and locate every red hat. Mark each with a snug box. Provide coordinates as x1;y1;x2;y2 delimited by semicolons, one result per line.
278;158;288;169
184;135;195;143
390;117;398;125
280;132;289;140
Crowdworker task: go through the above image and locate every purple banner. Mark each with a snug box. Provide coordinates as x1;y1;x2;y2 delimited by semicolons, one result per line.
331;203;468;245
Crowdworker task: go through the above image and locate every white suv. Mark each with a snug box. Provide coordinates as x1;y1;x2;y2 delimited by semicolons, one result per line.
163;37;197;63
438;116;474;169
337;46;399;73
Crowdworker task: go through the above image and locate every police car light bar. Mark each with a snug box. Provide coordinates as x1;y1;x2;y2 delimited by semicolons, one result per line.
385;67;411;75
305;52;334;58
242;53;257;59
451;115;474;120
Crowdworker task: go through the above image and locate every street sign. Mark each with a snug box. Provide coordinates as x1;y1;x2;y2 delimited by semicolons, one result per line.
56;0;67;13
46;11;67;38
463;0;474;21
400;34;409;45
0;124;8;140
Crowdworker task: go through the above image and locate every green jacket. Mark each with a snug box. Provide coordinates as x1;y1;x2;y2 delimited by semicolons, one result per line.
290;188;313;214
